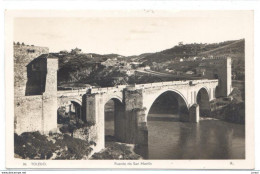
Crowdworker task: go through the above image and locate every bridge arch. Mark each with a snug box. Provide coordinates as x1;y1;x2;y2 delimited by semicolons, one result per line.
197;86;210;99
196;87;210;117
104;95;123;105
104;96;125;143
57;98;83;124
145;89;189;122
58;98;82;107
70;98;82;106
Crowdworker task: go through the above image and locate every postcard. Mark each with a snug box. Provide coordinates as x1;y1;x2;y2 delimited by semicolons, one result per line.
5;10;254;169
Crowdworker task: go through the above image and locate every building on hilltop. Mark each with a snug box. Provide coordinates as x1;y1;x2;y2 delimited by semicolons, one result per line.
186;71;194;75
71;47;82;55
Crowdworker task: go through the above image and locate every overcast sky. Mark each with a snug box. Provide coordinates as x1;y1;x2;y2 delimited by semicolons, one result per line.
14;11;252;56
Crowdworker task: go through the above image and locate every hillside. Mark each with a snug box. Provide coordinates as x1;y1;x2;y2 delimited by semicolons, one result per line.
139;39;245;80
140;39;244;64
54;39;245;88
54;50;126;87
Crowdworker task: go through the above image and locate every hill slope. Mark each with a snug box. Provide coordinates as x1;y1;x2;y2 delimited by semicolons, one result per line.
55;39;245;87
139;39;244;64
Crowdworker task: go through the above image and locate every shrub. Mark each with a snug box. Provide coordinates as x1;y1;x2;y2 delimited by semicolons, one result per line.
14;132;56;159
91;142;141;160
14;132;94;160
54;134;93;159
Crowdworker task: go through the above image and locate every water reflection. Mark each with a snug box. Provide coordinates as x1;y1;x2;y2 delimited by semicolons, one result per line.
139;114;245;159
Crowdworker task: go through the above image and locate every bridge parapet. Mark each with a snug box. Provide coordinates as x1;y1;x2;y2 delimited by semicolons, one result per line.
190;79;218;85
132;79;218;90
57;88;89;97
90;85;127;94
57;80;218;97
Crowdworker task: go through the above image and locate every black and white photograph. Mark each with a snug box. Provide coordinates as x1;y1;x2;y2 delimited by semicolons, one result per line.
4;9;254;169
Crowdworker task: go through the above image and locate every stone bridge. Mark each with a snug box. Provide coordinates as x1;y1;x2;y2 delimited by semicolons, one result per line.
83;79;218;150
14;49;231;152
56;79;218;151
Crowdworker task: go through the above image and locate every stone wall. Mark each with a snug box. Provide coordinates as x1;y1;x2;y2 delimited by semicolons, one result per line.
14;45;49;96
14;96;43;134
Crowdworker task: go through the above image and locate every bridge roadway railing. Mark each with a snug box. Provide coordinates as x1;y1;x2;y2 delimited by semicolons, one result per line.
57;88;90;97
57;85;127;96
57;79;218;96
90;85;127;94
132;79;218;89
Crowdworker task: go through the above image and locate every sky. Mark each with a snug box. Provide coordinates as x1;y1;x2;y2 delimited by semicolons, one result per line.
14;11;252;56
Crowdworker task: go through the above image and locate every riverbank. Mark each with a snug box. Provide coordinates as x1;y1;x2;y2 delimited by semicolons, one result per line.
210;87;245;124
90;136;142;160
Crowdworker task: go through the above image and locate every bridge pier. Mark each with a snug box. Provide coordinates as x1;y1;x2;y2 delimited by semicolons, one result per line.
85;94;105;151
189;104;200;123
124;89;146;144
135;109;148;146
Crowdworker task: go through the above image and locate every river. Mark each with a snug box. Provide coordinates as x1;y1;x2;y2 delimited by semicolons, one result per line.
141;114;245;159
105;105;245;159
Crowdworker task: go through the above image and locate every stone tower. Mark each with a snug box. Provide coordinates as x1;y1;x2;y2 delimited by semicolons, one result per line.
14;44;59;134
14;45;49;96
26;54;59;134
203;57;232;97
219;57;232;97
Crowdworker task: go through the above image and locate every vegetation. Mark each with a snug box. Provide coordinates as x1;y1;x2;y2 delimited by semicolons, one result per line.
142;39;244;63
53;39;245;88
91;136;142;160
142;39;245;80
57;106;95;137
14;132;94;160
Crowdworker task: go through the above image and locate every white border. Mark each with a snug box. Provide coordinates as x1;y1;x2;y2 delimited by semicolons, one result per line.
2;1;258;170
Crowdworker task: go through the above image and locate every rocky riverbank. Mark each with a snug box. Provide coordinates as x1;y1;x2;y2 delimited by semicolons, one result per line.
210;87;245;124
